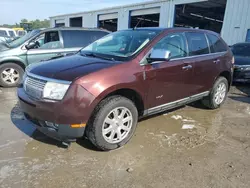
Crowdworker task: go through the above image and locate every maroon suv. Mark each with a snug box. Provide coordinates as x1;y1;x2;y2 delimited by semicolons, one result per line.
18;28;234;150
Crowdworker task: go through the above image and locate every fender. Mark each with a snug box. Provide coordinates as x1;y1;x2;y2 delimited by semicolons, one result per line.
0;55;27;67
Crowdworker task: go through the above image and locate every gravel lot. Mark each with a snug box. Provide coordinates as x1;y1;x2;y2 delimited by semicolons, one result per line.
0;85;250;188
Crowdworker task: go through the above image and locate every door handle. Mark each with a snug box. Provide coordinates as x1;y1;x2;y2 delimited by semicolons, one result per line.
213;59;220;64
182;65;192;70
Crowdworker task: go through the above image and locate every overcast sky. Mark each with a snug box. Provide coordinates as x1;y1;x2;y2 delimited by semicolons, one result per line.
0;0;147;25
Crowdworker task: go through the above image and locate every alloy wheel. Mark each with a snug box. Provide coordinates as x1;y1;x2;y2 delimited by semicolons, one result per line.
1;68;19;84
214;82;227;105
102;107;133;144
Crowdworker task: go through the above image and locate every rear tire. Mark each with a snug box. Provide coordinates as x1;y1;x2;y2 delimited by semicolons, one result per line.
202;77;228;109
0;63;24;87
86;95;138;151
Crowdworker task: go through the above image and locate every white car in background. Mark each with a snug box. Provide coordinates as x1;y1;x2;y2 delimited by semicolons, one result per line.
0;28;18;38
0;28;19;44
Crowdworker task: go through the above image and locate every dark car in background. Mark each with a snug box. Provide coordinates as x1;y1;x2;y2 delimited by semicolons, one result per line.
231;43;250;83
0;27;109;87
18;28;233;151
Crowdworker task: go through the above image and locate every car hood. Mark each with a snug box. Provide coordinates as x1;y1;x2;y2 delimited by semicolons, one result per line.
0;42;10;52
29;54;120;81
234;56;250;66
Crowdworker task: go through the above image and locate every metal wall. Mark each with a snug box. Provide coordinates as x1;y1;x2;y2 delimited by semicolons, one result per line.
50;0;207;29
50;0;250;45
221;0;250;45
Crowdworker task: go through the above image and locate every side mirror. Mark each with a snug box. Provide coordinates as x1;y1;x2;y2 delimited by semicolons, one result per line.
25;41;36;50
147;49;171;63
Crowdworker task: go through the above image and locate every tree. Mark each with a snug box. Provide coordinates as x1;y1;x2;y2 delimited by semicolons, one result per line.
21;19;28;23
0;19;50;29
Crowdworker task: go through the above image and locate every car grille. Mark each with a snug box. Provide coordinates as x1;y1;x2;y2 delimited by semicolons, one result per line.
24;76;47;100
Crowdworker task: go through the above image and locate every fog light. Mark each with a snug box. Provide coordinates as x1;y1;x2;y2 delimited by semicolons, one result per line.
71;124;86;128
45;121;59;129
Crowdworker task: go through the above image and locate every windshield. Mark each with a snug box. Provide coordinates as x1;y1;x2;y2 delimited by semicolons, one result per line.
232;44;250;57
81;30;161;59
8;29;40;48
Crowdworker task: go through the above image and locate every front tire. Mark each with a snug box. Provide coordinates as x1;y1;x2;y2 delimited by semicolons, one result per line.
0;63;24;87
202;77;229;109
86;95;138;151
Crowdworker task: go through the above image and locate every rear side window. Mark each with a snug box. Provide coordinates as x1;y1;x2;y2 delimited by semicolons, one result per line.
8;31;15;37
61;30;108;48
0;30;8;37
186;32;209;56
207;34;227;53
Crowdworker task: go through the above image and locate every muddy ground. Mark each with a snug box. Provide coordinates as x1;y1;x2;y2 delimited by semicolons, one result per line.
0;85;250;188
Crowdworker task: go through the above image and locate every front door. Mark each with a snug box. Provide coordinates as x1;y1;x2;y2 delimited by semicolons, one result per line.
26;31;67;64
145;32;192;110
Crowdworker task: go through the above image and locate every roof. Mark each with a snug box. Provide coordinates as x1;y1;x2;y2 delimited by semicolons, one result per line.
50;0;169;18
0;27;15;31
125;27;219;35
41;27;110;33
232;42;250;46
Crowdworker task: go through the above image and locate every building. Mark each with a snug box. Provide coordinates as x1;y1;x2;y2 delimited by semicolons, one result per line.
50;0;250;45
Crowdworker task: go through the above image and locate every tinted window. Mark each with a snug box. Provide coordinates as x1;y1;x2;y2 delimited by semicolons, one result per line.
0;30;8;37
207;34;227;53
61;30;108;48
232;44;250;57
186;32;209;56
8;31;15;37
153;33;187;59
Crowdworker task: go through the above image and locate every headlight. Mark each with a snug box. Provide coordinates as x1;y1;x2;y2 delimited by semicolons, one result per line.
22;72;27;84
43;82;70;100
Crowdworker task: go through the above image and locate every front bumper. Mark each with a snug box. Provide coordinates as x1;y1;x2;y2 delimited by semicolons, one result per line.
17;86;94;142
233;69;250;83
24;113;85;142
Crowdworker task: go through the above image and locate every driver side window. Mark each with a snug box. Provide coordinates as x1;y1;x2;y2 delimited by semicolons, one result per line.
31;31;62;50
153;33;188;59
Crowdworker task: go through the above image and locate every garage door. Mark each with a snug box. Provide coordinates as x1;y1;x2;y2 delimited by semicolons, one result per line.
130;7;160;16
99;13;118;21
55;19;65;27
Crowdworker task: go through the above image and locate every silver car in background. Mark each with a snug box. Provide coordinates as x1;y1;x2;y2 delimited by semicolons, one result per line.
0;27;109;87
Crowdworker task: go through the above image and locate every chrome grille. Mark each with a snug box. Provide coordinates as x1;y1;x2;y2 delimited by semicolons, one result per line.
24;76;47;99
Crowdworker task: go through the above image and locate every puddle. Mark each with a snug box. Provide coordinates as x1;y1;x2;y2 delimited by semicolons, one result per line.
182;124;195;129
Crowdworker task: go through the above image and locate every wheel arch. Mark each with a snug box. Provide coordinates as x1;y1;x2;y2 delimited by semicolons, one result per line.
0;59;26;70
217;71;232;90
91;87;145;117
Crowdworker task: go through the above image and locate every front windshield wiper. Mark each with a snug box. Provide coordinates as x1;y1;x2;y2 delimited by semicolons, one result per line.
80;52;115;61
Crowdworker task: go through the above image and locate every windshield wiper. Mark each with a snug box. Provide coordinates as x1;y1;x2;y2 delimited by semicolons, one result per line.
81;52;115;61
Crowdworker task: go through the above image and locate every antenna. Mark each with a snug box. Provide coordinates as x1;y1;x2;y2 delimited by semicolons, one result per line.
133;17;144;30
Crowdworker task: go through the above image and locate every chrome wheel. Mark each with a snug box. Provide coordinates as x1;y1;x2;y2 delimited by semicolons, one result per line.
214;82;227;105
102;107;133;144
1;68;19;84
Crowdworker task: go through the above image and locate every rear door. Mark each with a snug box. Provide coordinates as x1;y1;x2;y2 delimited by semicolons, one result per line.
206;33;229;82
185;32;216;95
27;31;65;64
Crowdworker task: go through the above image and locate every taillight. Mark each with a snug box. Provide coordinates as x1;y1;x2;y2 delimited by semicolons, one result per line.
232;56;235;64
